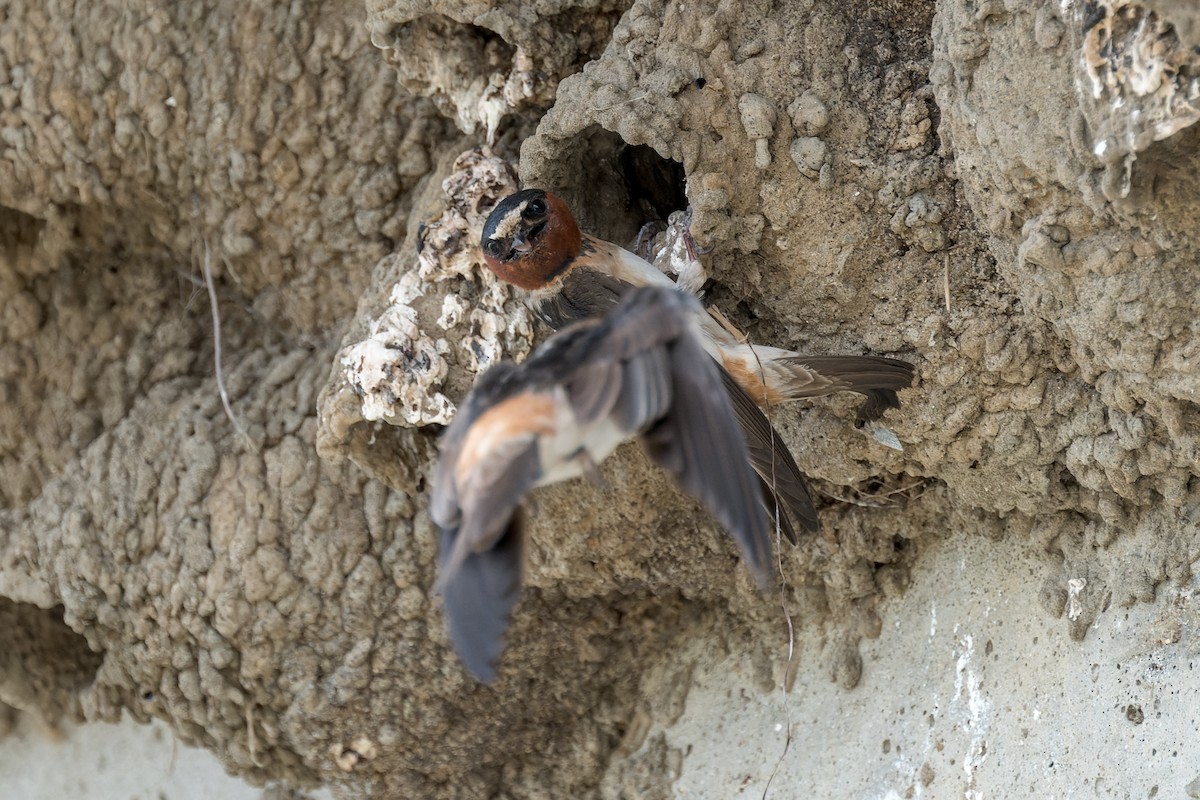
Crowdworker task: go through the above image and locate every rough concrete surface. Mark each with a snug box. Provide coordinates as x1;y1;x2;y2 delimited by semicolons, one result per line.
634;532;1200;798
1;712;334;800
1;0;1198;797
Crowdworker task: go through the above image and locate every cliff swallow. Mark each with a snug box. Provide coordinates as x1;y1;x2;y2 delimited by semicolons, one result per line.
430;285;773;682
480;188;915;539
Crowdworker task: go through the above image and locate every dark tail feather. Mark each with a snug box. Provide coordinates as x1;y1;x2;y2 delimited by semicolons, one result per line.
777;355;915;392
778;355;914;421
437;514;525;683
855;389;902;424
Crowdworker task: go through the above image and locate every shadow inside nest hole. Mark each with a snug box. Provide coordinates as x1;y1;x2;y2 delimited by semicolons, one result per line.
544;125;687;247
0;598;106;717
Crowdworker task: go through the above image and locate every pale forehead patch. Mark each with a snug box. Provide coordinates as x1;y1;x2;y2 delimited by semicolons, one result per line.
487;203;528;240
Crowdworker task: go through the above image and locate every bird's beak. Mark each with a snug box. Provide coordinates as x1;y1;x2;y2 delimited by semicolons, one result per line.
511;231;532;253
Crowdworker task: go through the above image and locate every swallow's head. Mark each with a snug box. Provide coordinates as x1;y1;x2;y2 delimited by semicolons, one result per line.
480;189;582;290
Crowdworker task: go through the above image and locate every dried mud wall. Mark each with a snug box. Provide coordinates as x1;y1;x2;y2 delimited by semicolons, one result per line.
2;0;1198;797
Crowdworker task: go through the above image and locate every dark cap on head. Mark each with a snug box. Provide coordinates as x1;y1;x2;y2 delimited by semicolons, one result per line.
481;189;548;252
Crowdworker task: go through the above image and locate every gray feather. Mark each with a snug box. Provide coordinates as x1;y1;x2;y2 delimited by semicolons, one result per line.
641;330;774;586
437;516;524;683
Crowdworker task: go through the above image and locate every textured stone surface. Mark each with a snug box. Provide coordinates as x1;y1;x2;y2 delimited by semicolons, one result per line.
366;0;632;140
2;0;1199;797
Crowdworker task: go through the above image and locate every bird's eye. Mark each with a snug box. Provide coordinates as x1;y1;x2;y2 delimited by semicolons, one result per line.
484;240;504;257
526;198;547;217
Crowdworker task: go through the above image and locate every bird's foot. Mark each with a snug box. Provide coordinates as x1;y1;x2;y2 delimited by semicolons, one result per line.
634;220;668;261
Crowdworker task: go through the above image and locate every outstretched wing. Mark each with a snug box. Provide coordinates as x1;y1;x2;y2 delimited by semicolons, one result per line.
559;285;775;586
640;331;774;585
719;367;818;540
756;473;798;545
629;318;775;587
559;287;681;429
